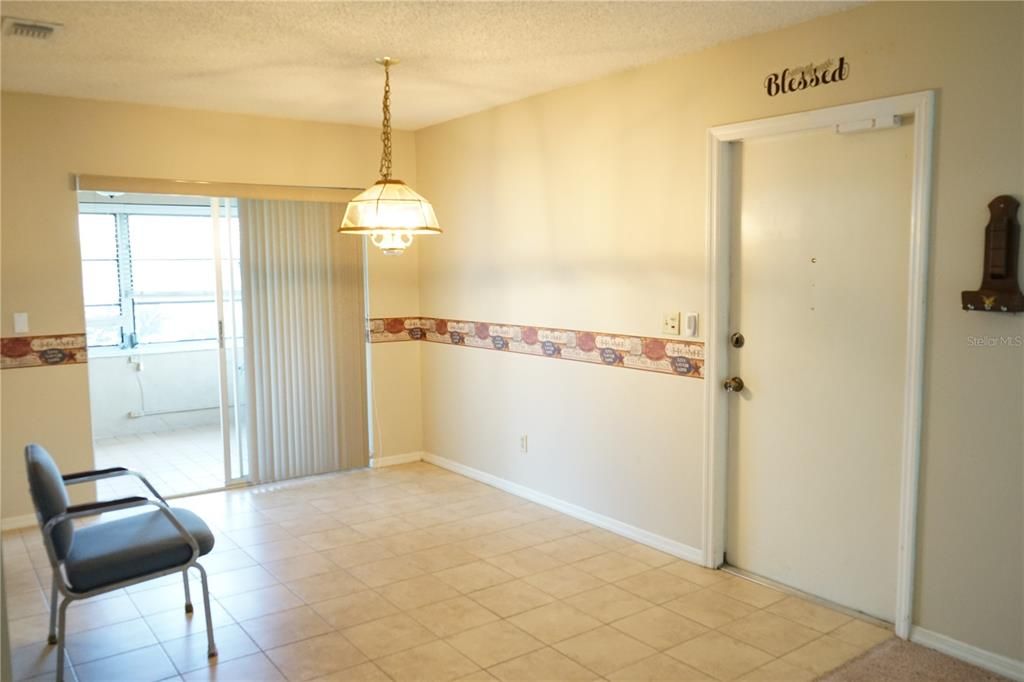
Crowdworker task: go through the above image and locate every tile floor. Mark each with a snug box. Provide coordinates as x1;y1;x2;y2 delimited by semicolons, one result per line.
93;425;225;499
4;462;894;682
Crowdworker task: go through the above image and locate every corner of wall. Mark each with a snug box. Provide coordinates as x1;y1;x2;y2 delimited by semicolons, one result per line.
364;238;426;460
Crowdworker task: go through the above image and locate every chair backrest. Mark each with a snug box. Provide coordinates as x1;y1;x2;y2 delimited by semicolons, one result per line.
24;444;74;560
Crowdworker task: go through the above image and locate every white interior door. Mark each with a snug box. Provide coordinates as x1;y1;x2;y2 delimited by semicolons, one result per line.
725;122;914;620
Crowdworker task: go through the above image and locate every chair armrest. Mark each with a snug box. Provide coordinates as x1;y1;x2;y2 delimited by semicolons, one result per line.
62;467;168;504
62;467;128;483
46;497;152;534
65;496;148;515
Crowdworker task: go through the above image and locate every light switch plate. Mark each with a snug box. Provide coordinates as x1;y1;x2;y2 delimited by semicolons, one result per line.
13;312;28;334
684;312;699;338
662;311;681;336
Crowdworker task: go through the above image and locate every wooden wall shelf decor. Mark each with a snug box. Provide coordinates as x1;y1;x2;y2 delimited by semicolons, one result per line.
962;195;1023;313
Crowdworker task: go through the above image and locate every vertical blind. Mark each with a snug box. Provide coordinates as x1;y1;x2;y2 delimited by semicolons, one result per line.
239;199;368;482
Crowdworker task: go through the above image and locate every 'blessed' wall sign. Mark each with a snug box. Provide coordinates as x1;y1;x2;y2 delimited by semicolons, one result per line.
764;57;849;97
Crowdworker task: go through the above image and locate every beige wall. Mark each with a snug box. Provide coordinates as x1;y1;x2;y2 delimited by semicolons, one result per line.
0;93;425;519
365;245;425;459
414;1;1023;661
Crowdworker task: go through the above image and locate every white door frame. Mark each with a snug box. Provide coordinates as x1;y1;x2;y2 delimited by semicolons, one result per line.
701;91;936;639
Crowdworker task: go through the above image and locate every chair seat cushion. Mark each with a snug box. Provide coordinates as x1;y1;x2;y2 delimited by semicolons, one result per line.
65;507;214;593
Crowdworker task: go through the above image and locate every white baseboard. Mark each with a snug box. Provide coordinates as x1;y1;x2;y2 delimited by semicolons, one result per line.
422;452;703;564
910;626;1024;681
1;513;36;531
371;451;428;468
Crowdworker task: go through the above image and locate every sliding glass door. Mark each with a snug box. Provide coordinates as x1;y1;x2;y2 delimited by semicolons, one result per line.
78;191;248;497
211;198;248;484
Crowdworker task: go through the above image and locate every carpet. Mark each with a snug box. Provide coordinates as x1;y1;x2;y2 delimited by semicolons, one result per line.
818;638;1010;682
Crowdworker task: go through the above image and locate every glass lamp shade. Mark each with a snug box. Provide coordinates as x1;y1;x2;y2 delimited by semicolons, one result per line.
338;179;442;255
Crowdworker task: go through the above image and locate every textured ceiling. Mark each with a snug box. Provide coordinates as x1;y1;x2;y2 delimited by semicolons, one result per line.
1;1;857;130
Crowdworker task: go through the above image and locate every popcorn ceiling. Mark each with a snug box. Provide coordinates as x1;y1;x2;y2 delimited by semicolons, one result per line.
1;1;856;130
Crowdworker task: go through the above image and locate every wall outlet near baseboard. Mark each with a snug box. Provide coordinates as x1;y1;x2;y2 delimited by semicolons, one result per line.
519;434;528;454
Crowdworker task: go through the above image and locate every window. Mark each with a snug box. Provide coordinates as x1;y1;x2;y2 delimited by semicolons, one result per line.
78;202;237;349
128;214;218;345
79;213;123;347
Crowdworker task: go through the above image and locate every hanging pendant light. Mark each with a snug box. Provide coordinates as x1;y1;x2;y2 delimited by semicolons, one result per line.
337;57;442;255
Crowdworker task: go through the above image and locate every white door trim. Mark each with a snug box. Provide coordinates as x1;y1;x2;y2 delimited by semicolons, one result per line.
701;91;936;640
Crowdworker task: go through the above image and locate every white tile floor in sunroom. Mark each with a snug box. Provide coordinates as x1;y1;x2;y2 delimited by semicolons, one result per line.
92;425;225;499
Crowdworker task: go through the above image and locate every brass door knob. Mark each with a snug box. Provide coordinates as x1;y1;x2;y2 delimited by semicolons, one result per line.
723;377;745;392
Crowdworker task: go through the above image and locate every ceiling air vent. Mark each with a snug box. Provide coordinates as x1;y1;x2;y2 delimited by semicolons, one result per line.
2;17;62;40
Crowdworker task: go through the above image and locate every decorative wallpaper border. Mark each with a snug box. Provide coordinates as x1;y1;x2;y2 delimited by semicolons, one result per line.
1;334;88;370
1;324;704;378
369;317;704;379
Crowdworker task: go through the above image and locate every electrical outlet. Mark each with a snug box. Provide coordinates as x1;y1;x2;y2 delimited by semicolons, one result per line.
662;312;681;336
519;434;528;454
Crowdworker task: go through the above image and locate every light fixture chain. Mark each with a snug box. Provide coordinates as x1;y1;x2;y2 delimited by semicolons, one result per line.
379;61;392;181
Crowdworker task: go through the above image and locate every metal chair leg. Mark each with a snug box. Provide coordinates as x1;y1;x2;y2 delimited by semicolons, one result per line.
196;563;217;658
55;597;71;682
47;573;59;645
183;569;194;613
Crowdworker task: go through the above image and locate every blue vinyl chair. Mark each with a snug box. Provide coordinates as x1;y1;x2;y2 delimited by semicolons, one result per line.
24;444;218;681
